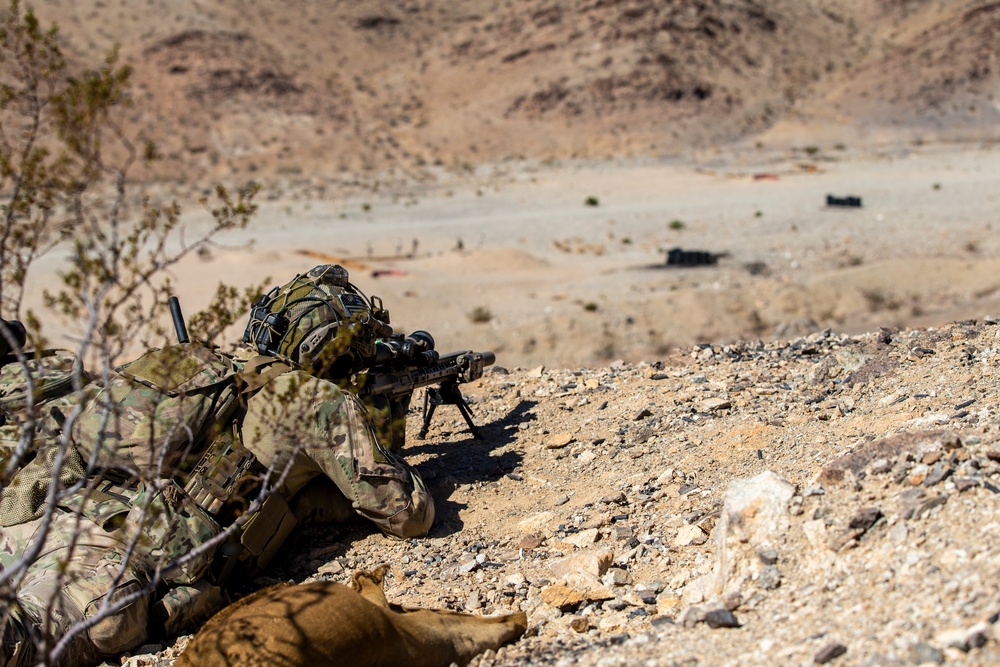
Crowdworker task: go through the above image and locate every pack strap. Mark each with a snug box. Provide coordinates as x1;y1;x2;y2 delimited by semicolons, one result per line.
236;355;292;396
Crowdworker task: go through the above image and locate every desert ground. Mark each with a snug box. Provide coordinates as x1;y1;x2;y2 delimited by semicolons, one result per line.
32;140;1000;371
8;1;1000;665
44;140;992;667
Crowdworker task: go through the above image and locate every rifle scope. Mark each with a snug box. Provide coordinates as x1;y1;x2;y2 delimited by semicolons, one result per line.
373;330;436;366
0;318;27;357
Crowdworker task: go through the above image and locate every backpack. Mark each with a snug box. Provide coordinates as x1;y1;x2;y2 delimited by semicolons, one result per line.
72;343;241;480
0;349;85;417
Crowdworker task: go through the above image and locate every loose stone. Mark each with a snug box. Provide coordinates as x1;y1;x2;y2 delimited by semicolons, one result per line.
703;609;740;629
814;642;847;664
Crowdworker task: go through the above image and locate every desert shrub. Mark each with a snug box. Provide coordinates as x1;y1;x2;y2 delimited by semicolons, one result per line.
584;196;599;207
0;4;264;663
469;306;493;323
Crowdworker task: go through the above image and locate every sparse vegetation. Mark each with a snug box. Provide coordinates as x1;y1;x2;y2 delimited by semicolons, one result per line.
469;305;493;323
584;196;600;207
669;219;685;230
0;4;262;664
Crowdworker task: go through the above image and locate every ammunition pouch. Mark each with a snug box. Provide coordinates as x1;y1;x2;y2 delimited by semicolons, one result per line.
184;423;258;516
234;491;297;577
128;480;221;586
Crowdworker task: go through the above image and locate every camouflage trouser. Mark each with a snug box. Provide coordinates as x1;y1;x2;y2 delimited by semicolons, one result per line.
0;509;153;667
241;371;435;539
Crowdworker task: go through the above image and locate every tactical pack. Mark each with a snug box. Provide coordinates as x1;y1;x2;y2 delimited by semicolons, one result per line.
72;343;240;479
0;350;91;526
0;349;85;417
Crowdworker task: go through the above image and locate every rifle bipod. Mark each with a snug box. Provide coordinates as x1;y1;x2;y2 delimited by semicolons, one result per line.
418;380;483;440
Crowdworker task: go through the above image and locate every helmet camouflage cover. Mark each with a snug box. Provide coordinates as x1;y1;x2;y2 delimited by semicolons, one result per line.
242;265;390;373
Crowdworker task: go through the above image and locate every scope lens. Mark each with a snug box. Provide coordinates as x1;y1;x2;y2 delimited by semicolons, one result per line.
408;330;435;351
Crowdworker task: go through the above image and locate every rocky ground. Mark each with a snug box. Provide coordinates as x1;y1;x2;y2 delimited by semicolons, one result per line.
113;316;1000;666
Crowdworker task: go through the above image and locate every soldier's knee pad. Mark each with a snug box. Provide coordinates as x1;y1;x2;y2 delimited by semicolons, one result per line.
386;487;435;539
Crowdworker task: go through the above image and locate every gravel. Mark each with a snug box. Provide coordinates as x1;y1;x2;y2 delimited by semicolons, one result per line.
122;318;1000;666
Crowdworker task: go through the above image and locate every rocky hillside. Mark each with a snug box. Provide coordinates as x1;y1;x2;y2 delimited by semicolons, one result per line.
27;0;1000;184
117;317;1000;666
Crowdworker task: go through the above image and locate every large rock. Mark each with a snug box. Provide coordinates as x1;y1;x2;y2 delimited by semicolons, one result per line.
713;470;797;597
541;575;616;611
517;511;556;534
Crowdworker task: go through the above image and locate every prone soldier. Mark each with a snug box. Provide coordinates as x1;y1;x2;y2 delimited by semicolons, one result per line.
0;264;486;667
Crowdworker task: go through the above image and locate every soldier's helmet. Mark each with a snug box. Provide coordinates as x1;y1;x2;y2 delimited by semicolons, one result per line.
242;264;391;376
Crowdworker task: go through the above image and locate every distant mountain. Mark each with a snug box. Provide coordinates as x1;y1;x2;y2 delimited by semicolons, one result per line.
31;0;1000;182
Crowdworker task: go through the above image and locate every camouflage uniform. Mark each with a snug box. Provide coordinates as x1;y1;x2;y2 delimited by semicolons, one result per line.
0;341;434;667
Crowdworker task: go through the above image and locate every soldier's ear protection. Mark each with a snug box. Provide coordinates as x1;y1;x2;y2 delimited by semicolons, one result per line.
244;288;290;357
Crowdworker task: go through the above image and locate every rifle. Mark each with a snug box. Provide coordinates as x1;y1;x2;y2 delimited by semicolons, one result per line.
355;330;495;440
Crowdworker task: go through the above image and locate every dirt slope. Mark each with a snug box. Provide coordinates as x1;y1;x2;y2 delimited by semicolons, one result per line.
115;318;1000;666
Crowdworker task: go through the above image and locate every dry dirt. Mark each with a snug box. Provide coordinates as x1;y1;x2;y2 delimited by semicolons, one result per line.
66;143;995;667
112;317;1000;667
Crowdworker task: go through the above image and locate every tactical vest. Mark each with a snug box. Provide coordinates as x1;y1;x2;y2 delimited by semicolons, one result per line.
80;344;298;581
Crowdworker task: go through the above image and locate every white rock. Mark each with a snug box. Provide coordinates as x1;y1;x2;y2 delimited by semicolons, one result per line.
564;528;601;549
518;511;556;533
802;519;829;550
548;549;614;578
714;471;797;597
681;573;715;606
506;573;526;587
